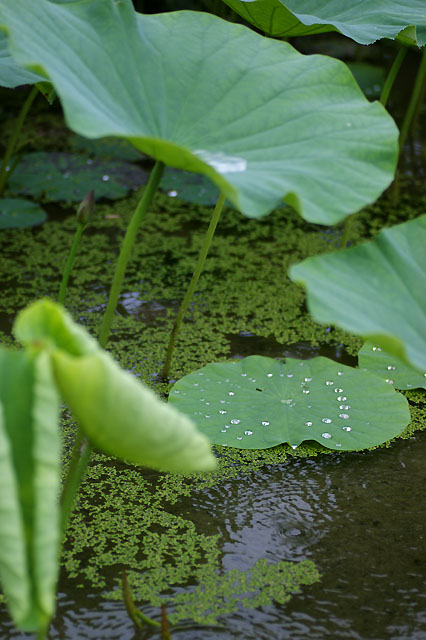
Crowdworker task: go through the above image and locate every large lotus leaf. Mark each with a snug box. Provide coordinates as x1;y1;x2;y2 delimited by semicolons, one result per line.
0;29;44;87
0;198;46;229
14;300;216;474
290;215;426;373
9;152;147;202
0;1;398;224
358;342;426;390
0;348;61;632
226;0;426;45
169;355;410;451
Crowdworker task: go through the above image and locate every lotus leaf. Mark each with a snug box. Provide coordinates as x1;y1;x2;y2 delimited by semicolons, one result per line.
14;300;216;474
169;355;410;451
358;342;426;390
0;349;61;631
9;152;147;202
0;198;46;228
224;0;426;45
290;215;426;373
0;0;398;224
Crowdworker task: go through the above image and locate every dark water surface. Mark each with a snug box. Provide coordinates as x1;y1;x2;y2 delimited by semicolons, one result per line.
1;428;425;640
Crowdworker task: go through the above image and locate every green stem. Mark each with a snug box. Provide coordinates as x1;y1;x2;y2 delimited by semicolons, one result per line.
58;223;85;305
340;213;356;248
60;431;92;535
161;604;172;640
0;85;38;196
399;47;426;152
380;46;407;106
98;160;164;349
162;191;226;379
122;569;160;628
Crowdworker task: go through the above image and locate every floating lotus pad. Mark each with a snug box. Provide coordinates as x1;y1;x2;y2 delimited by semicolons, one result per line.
9;152;147;202
0;198;47;228
0;0;398;224
223;0;426;45
358;342;426;390
169;355;410;451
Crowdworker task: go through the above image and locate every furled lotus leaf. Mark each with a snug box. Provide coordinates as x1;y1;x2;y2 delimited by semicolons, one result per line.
14;300;216;474
290;215;426;373
223;0;426;45
14;298;98;356
0;348;61;631
169;355;410;451
51;349;216;473
0;0;398;224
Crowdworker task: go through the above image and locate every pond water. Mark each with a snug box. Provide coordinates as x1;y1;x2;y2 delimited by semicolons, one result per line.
1;428;425;639
0;84;425;639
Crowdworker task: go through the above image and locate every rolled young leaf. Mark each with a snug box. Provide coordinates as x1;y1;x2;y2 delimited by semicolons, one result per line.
14;299;216;474
51;349;217;473
0;348;61;632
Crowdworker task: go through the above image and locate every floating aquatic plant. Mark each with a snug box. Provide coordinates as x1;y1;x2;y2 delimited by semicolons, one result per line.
169;355;410;450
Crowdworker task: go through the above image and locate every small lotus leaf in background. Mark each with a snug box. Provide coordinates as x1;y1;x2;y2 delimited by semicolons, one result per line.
0;348;61;631
290;215;426;373
0;0;398;224
225;0;426;45
160;168;221;206
69;135;143;162
358;342;426;390
0;198;47;228
169;355;410;451
14;300;217;474
9;152;148;202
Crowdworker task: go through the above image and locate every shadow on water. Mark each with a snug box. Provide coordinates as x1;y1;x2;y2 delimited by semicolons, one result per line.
227;331;358;367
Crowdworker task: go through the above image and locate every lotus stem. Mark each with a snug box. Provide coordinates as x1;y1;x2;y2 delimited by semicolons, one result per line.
398;47;426;153
162;191;226;380
58;223;85;305
98;160;164;348
161;604;172;639
340;212;356;248
0;85;38;196
380;45;407;106
60;431;92;535
391;47;426;203
122;569;161;629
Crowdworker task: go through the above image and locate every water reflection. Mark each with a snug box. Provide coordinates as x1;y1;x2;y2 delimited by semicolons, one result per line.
1;432;425;639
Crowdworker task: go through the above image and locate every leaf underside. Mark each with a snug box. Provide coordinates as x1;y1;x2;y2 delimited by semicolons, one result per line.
225;0;426;45
0;0;398;224
290;215;426;373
